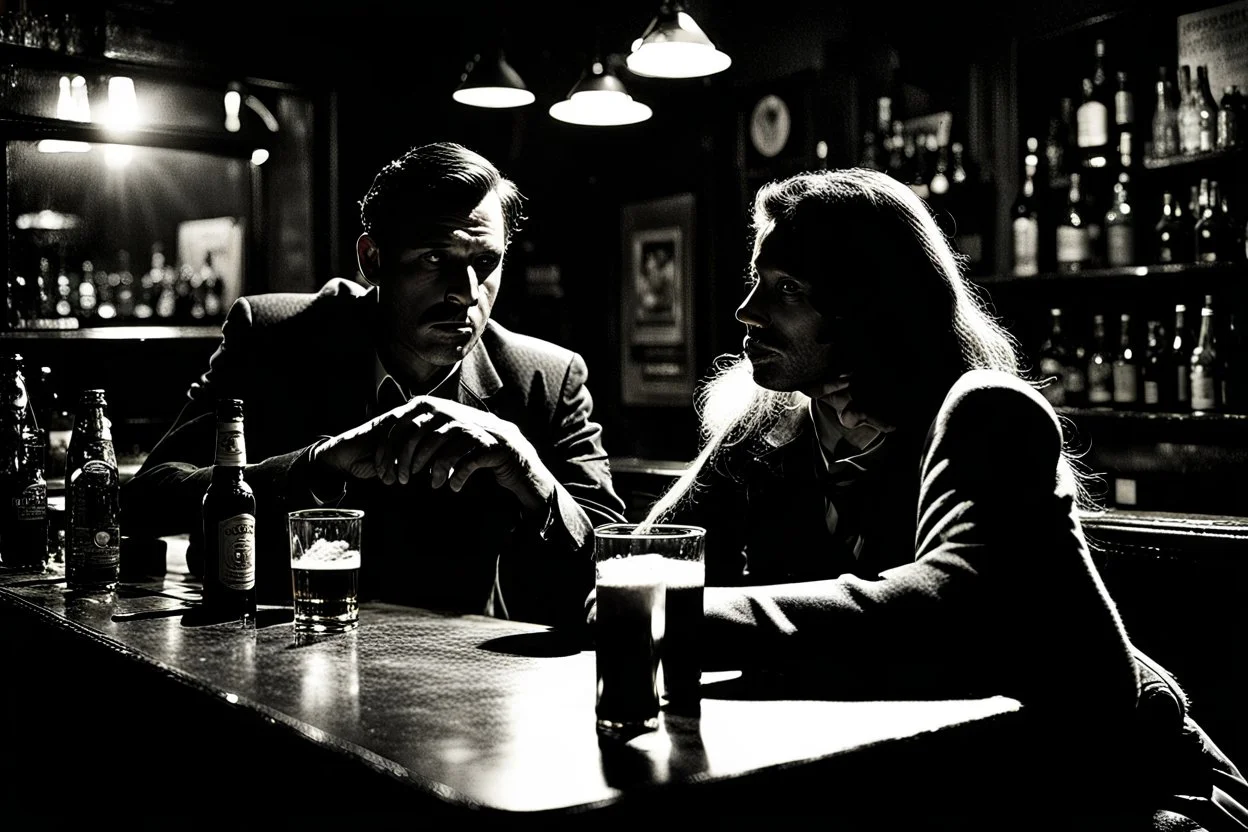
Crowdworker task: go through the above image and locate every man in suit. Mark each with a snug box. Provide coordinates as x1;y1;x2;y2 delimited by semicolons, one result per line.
124;142;625;632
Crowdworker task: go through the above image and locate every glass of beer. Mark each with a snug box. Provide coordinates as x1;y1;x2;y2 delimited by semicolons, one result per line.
288;508;363;635
593;523;706;732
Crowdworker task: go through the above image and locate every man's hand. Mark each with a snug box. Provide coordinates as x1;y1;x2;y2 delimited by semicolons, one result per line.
312;397;557;514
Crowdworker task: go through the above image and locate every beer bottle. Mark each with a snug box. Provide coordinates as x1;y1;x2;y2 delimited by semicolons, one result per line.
66;389;120;591
0;353;47;570
202;398;256;621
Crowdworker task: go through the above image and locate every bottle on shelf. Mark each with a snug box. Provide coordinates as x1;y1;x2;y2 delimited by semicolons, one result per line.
1171;303;1194;409
1155;191;1193;264
33;363;73;481
1087;313;1114;407
202;397;257;623
1057;172;1093;273
1037;308;1069;405
1221;312;1245;413
1012;137;1041;277
0;353;46;571
1112;312;1139;406
65;389;120;592
1151;65;1180;159
1077;73;1110;170
1189;295;1219;412
886;120;907;181
1194;179;1228;263
1045;97;1076;191
1141;319;1170;411
1217;85;1241;150
1105;172;1135;267
1113;70;1134;175
1196;65;1220;153
1178;65;1201;155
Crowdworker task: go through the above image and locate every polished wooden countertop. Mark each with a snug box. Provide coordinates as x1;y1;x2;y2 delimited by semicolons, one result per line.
0;543;1061;823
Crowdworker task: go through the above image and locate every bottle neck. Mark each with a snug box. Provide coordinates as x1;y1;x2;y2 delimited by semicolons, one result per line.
214;417;247;467
1199;310;1215;345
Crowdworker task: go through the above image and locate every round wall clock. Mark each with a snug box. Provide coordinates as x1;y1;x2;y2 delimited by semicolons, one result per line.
749;94;791;159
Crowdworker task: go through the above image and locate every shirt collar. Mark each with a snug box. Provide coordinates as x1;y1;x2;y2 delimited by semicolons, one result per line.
809;398;887;472
373;352;461;409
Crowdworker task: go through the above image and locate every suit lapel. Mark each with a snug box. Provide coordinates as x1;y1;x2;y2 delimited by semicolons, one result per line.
457;328;504;413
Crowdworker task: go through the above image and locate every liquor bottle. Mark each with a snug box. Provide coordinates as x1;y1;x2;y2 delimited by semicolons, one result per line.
1178;65;1201;155
1045;97;1076;191
887;121;906;180
1057;172;1093;273
1171;303;1194;409
0;353;46;571
1155;191;1192;264
1189;296;1218;412
1037;308;1069;405
1196;65;1219;153
1113;70;1135;173
1077;73;1110;169
1221;312;1245;413
65;389;120;592
1012;138;1041;277
1087;313;1114;406
1105;172;1135;267
202;397;256;622
1152;66;1180;159
1112;313;1139;406
1217;85;1242;150
1140;319;1169;410
1195;179;1227;263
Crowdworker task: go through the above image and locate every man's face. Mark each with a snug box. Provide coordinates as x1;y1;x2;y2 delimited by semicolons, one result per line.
737;219;847;395
374;191;506;382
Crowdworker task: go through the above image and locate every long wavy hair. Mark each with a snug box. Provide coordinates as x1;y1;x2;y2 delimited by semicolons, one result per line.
645;167;1097;525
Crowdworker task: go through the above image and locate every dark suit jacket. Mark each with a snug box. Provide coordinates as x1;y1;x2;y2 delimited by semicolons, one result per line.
123;278;626;630
672;405;926;587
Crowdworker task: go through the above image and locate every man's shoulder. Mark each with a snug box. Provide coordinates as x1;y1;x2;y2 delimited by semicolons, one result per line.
236;277;373;328
480;319;579;372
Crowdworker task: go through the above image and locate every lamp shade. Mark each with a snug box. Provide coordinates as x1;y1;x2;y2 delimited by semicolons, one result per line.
549;62;652;126
626;1;731;79
453;50;536;109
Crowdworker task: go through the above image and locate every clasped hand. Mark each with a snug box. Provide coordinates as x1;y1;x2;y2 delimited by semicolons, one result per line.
312;396;554;512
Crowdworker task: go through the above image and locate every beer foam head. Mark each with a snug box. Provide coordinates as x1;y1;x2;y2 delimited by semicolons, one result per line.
596;553;667;588
296;538;361;570
656;558;705;590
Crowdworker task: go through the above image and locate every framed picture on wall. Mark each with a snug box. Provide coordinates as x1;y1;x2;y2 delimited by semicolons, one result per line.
620;193;696;407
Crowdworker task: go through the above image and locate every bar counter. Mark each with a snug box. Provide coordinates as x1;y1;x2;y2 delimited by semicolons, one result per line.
1;541;1109;825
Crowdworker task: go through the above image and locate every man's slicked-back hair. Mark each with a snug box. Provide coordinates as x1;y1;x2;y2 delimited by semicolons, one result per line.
358;142;526;250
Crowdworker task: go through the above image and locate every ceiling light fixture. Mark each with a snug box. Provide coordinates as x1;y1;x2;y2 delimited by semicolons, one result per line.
453;48;536;109
626;0;731;79
549;60;652;127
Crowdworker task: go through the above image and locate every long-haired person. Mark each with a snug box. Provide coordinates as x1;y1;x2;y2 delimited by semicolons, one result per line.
649;168;1246;828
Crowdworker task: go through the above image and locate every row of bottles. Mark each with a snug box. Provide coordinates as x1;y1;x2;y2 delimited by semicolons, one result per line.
1013;155;1246;274
0;354;119;588
1151;63;1245;160
1036;299;1243;413
857;96;992;275
7;243;227;330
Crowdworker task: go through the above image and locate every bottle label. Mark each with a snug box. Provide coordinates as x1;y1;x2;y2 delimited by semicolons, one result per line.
215;420;246;467
1064;365;1087;394
1039;357;1065;405
1077;102;1109;148
1056;226;1091;265
1200;127;1214;153
1115;91;1134;126
1144;380;1160;405
1012;218;1039;276
67;458;120;575
1191;371;1217;410
218;513;255;591
1112;364;1139;403
13;482;46;521
1089;362;1113;403
1107;225;1135;267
